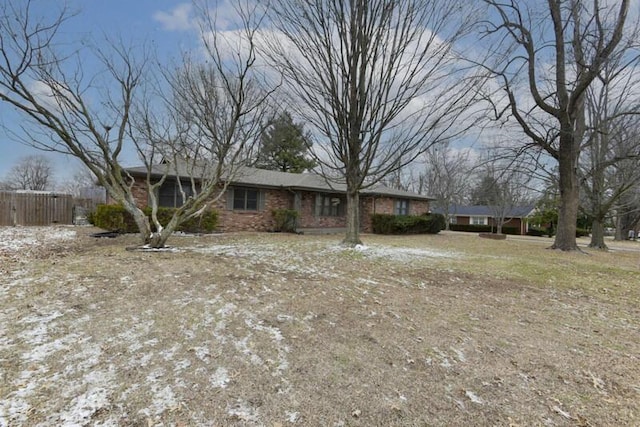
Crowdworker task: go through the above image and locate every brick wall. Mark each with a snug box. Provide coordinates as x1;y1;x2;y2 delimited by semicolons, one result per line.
360;197;430;232
297;191;347;229
106;179;148;206
132;181;148;206
216;188;293;232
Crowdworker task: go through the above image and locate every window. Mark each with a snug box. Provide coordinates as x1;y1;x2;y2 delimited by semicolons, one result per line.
157;180;194;208
317;194;345;217
233;187;259;211
395;199;410;216
471;216;487;225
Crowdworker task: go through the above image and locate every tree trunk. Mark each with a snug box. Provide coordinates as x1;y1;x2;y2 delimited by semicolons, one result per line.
589;217;607;250
444;206;451;230
552;135;580;251
123;199;153;245
343;190;362;247
147;208;184;248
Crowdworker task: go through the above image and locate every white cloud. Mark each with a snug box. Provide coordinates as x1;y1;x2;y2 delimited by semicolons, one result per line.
153;3;194;32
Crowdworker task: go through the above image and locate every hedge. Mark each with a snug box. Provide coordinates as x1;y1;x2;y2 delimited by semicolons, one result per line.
576;228;590;237
449;224;520;235
93;204;218;233
371;213;445;235
526;227;547;237
526;227;590;237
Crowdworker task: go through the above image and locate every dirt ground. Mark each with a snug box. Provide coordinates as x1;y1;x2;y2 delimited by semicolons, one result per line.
0;226;638;426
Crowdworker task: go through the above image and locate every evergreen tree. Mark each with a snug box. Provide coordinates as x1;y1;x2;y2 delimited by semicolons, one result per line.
256;112;316;173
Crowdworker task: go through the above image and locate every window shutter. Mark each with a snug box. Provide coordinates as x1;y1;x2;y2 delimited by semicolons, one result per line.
315;194;322;217
258;190;266;211
226;188;234;210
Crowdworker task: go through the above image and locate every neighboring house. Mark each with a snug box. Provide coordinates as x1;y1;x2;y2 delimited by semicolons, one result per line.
124;164;433;233
433;204;535;235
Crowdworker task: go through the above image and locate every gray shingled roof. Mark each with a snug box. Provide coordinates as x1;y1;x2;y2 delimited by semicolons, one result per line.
432;204;535;218
125;163;433;201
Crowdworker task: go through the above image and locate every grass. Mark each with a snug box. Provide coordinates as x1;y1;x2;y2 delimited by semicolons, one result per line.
0;227;639;426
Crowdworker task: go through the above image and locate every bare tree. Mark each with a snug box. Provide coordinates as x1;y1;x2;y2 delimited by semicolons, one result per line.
266;0;481;246
421;143;472;229
125;1;275;248
0;0;272;248
480;0;632;250
57;165;99;198
580;49;640;249
4;155;54;191
614;186;640;241
0;1;156;242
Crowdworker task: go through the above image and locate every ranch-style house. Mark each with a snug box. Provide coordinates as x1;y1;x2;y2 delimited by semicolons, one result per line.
124;164;433;233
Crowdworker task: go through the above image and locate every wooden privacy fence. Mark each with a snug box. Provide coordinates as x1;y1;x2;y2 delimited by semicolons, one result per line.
0;191;73;226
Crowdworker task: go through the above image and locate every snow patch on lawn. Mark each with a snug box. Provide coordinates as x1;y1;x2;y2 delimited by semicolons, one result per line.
188;242;339;278
339;244;459;260
0;226;76;253
57;369;117;426
245;316;289;375
227;399;261;424
210;367;230;388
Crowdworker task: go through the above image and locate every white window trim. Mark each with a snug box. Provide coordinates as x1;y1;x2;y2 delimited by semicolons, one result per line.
471;216;488;226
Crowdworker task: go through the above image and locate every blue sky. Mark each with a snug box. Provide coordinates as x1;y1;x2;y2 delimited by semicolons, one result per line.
0;1;199;187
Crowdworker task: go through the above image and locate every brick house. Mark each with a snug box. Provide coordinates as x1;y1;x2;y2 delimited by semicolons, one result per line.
433;204;535;235
124;164;432;233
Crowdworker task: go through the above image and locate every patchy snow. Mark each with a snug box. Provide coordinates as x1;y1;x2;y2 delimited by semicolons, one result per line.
227;399;261;424
191;241;459;262
58;370;116;426
465;390;484;405
0;226;75;253
286;410;300;423
0;227;463;425
245;316;290;375
338;244;459;260
210;367;230;388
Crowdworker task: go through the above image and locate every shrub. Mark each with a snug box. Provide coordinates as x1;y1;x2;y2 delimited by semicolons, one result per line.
428;213;447;233
576;228;590;238
93;204;218;234
500;227;520;235
449;224;520;235
526;227;546;237
449;224;492;233
86;210;96;225
371;214;396;234
371;214;443;235
526;227;588;237
93;204;138;233
272;209;299;233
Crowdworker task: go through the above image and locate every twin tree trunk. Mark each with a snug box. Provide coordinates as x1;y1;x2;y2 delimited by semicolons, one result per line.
126;201;174;249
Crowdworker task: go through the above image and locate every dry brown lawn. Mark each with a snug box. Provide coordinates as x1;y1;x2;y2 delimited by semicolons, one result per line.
0;227;638;426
